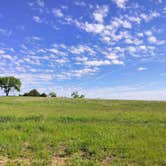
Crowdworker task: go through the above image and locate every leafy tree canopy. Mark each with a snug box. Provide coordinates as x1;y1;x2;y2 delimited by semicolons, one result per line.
40;93;47;97
49;92;57;97
23;89;40;97
71;91;85;99
0;76;21;96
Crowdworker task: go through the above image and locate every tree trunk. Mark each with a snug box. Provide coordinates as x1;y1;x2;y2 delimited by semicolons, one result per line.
5;88;10;96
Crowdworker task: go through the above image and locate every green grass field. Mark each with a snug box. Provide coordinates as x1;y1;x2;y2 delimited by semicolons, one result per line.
0;97;165;166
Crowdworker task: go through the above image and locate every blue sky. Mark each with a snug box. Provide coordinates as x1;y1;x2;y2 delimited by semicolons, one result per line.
0;0;166;100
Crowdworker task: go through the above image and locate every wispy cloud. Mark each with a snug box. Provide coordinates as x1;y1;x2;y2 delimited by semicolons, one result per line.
93;5;109;23
52;8;64;17
137;67;147;71
36;0;45;7
32;16;42;23
112;0;128;8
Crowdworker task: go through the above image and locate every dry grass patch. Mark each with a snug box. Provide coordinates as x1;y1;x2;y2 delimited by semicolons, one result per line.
0;158;7;166
102;156;114;166
51;155;68;166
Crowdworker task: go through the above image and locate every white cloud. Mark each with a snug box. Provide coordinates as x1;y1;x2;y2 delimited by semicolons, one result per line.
122;20;132;28
70;68;97;77
139;45;147;51
75;56;88;62
148;36;157;43
84;60;111;66
31;36;42;40
48;48;59;54
29;68;37;72
93;5;109;23
102;36;111;42
127;46;136;53
144;30;152;36
125;37;143;45
52;8;64;17
127;16;141;24
106;54;118;60
112;0;128;8
74;1;86;7
140;11;160;22
157;40;166;45
55;58;67;64
56;67;98;79
48;47;67;56
69;45;95;55
33;16;42;23
1;54;13;61
112;59;124;65
137;67;147;71
82;22;105;33
83;59;124;67
164;7;166;13
0;49;5;54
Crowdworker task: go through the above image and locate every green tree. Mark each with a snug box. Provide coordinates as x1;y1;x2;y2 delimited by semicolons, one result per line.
23;89;40;96
79;94;85;98
71;91;85;99
71;91;79;98
40;93;47;97
0;76;21;96
49;92;56;97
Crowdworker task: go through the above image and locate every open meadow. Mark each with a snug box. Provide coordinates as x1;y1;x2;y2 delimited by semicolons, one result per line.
0;97;165;166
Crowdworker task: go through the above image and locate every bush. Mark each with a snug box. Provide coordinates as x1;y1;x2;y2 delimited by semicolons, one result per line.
28;89;40;96
40;93;47;97
23;93;28;96
23;89;40;97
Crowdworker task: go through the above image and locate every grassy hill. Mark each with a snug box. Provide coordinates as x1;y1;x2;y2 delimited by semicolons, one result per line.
0;97;165;165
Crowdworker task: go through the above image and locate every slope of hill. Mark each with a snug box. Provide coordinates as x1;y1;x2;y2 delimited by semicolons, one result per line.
0;97;165;165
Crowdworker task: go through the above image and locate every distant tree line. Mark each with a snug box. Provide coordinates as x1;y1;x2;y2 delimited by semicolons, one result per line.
23;89;47;97
0;76;85;98
23;89;56;98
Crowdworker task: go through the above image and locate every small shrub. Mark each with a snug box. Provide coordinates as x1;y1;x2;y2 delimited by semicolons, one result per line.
40;93;47;97
49;92;56;97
